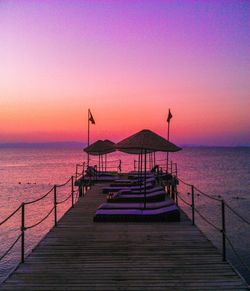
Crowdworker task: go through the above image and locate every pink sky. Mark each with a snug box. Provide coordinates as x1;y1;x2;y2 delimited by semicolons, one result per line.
0;1;249;146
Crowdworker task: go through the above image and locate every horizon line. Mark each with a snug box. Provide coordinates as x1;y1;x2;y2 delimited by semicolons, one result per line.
0;141;249;148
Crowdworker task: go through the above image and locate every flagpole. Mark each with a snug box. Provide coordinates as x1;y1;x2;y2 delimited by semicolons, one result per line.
166;109;171;173
87;109;90;166
166;126;169;173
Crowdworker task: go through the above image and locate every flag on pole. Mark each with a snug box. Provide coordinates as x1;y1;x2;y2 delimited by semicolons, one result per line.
88;109;95;124
167;109;172;123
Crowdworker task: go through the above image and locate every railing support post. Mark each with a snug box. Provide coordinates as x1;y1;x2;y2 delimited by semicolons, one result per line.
21;203;25;263
118;160;122;173
75;164;78;179
82;162;85;177
170;161;173;175
54;185;57;227
71;176;74;208
221;199;226;261
191;185;195;225
176;191;178;206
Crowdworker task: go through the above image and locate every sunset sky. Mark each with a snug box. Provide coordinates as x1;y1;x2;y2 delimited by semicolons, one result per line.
0;1;249;146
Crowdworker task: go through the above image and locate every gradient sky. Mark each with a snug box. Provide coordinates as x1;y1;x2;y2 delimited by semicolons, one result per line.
0;0;249;146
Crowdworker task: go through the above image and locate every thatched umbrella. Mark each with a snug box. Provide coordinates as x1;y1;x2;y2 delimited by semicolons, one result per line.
84;140;116;172
103;140;116;171
116;129;181;208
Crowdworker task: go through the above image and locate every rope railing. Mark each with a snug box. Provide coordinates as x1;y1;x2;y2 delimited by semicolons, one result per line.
0;234;22;261
0;168;86;264
194;207;221;232
178;177;250;224
57;191;73;205
25;207;55;230
224;233;250;273
177;177;193;187
56;176;72;188
176;192;192;207
24;187;54;205
0;205;22;226
176;174;250;275
194;186;222;202
224;202;250;225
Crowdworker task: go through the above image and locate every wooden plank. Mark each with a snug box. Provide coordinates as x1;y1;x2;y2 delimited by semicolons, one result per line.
0;184;248;290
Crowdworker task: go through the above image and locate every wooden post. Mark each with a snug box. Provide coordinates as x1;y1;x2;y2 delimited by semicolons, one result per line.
71;176;74;208
21;203;25;263
79;185;83;197
221;200;226;261
191;185;195;225
54;185;57;227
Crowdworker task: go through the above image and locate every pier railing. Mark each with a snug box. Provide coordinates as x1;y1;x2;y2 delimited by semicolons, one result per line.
89;157;122;173
75;162;85;179
175;176;250;276
0;173;82;265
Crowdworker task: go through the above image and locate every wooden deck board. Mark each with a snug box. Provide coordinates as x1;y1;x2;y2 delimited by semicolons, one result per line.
0;184;248;290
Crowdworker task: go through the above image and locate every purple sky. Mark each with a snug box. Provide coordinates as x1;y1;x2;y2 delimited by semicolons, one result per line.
0;0;249;145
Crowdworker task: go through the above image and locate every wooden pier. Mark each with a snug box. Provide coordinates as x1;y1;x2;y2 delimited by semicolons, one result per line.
0;184;248;290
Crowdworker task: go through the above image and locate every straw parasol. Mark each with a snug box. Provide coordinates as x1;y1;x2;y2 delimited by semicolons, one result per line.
116;129;181;208
84;140;115;155
84;140;116;171
116;129;181;153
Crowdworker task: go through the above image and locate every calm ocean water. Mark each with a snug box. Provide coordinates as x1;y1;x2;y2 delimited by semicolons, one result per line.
0;146;249;283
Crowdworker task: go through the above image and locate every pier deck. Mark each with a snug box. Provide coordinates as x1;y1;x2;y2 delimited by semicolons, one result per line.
1;184;248;290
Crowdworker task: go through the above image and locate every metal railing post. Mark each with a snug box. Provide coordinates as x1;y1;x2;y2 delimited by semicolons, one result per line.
221;199;226;261
82;162;85;176
21;203;25;263
176;191;178;206
71;176;74;208
134;160;136;171
75;164;78;179
175;163;178;177
119;160;122;173
191;185;195;225
54;185;57;227
170;161;173;175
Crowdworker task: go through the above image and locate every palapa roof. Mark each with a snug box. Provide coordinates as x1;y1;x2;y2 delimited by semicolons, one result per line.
116;129;181;153
84;140;116;156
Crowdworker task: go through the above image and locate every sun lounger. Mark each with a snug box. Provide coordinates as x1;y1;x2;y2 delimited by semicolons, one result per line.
93;204;180;222
110;176;156;187
102;181;155;194
128;172;155;179
98;199;175;210
107;190;166;203
118;185;163;195
83;175;118;183
86;166;117;177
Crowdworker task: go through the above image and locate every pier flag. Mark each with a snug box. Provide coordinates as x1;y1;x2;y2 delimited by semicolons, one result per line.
167;109;172;123
89;110;95;124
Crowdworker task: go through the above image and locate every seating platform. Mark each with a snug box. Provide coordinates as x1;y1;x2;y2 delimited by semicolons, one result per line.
94;204;180;222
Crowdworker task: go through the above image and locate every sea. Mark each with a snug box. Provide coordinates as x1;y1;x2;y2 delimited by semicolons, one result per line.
0;146;249;284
